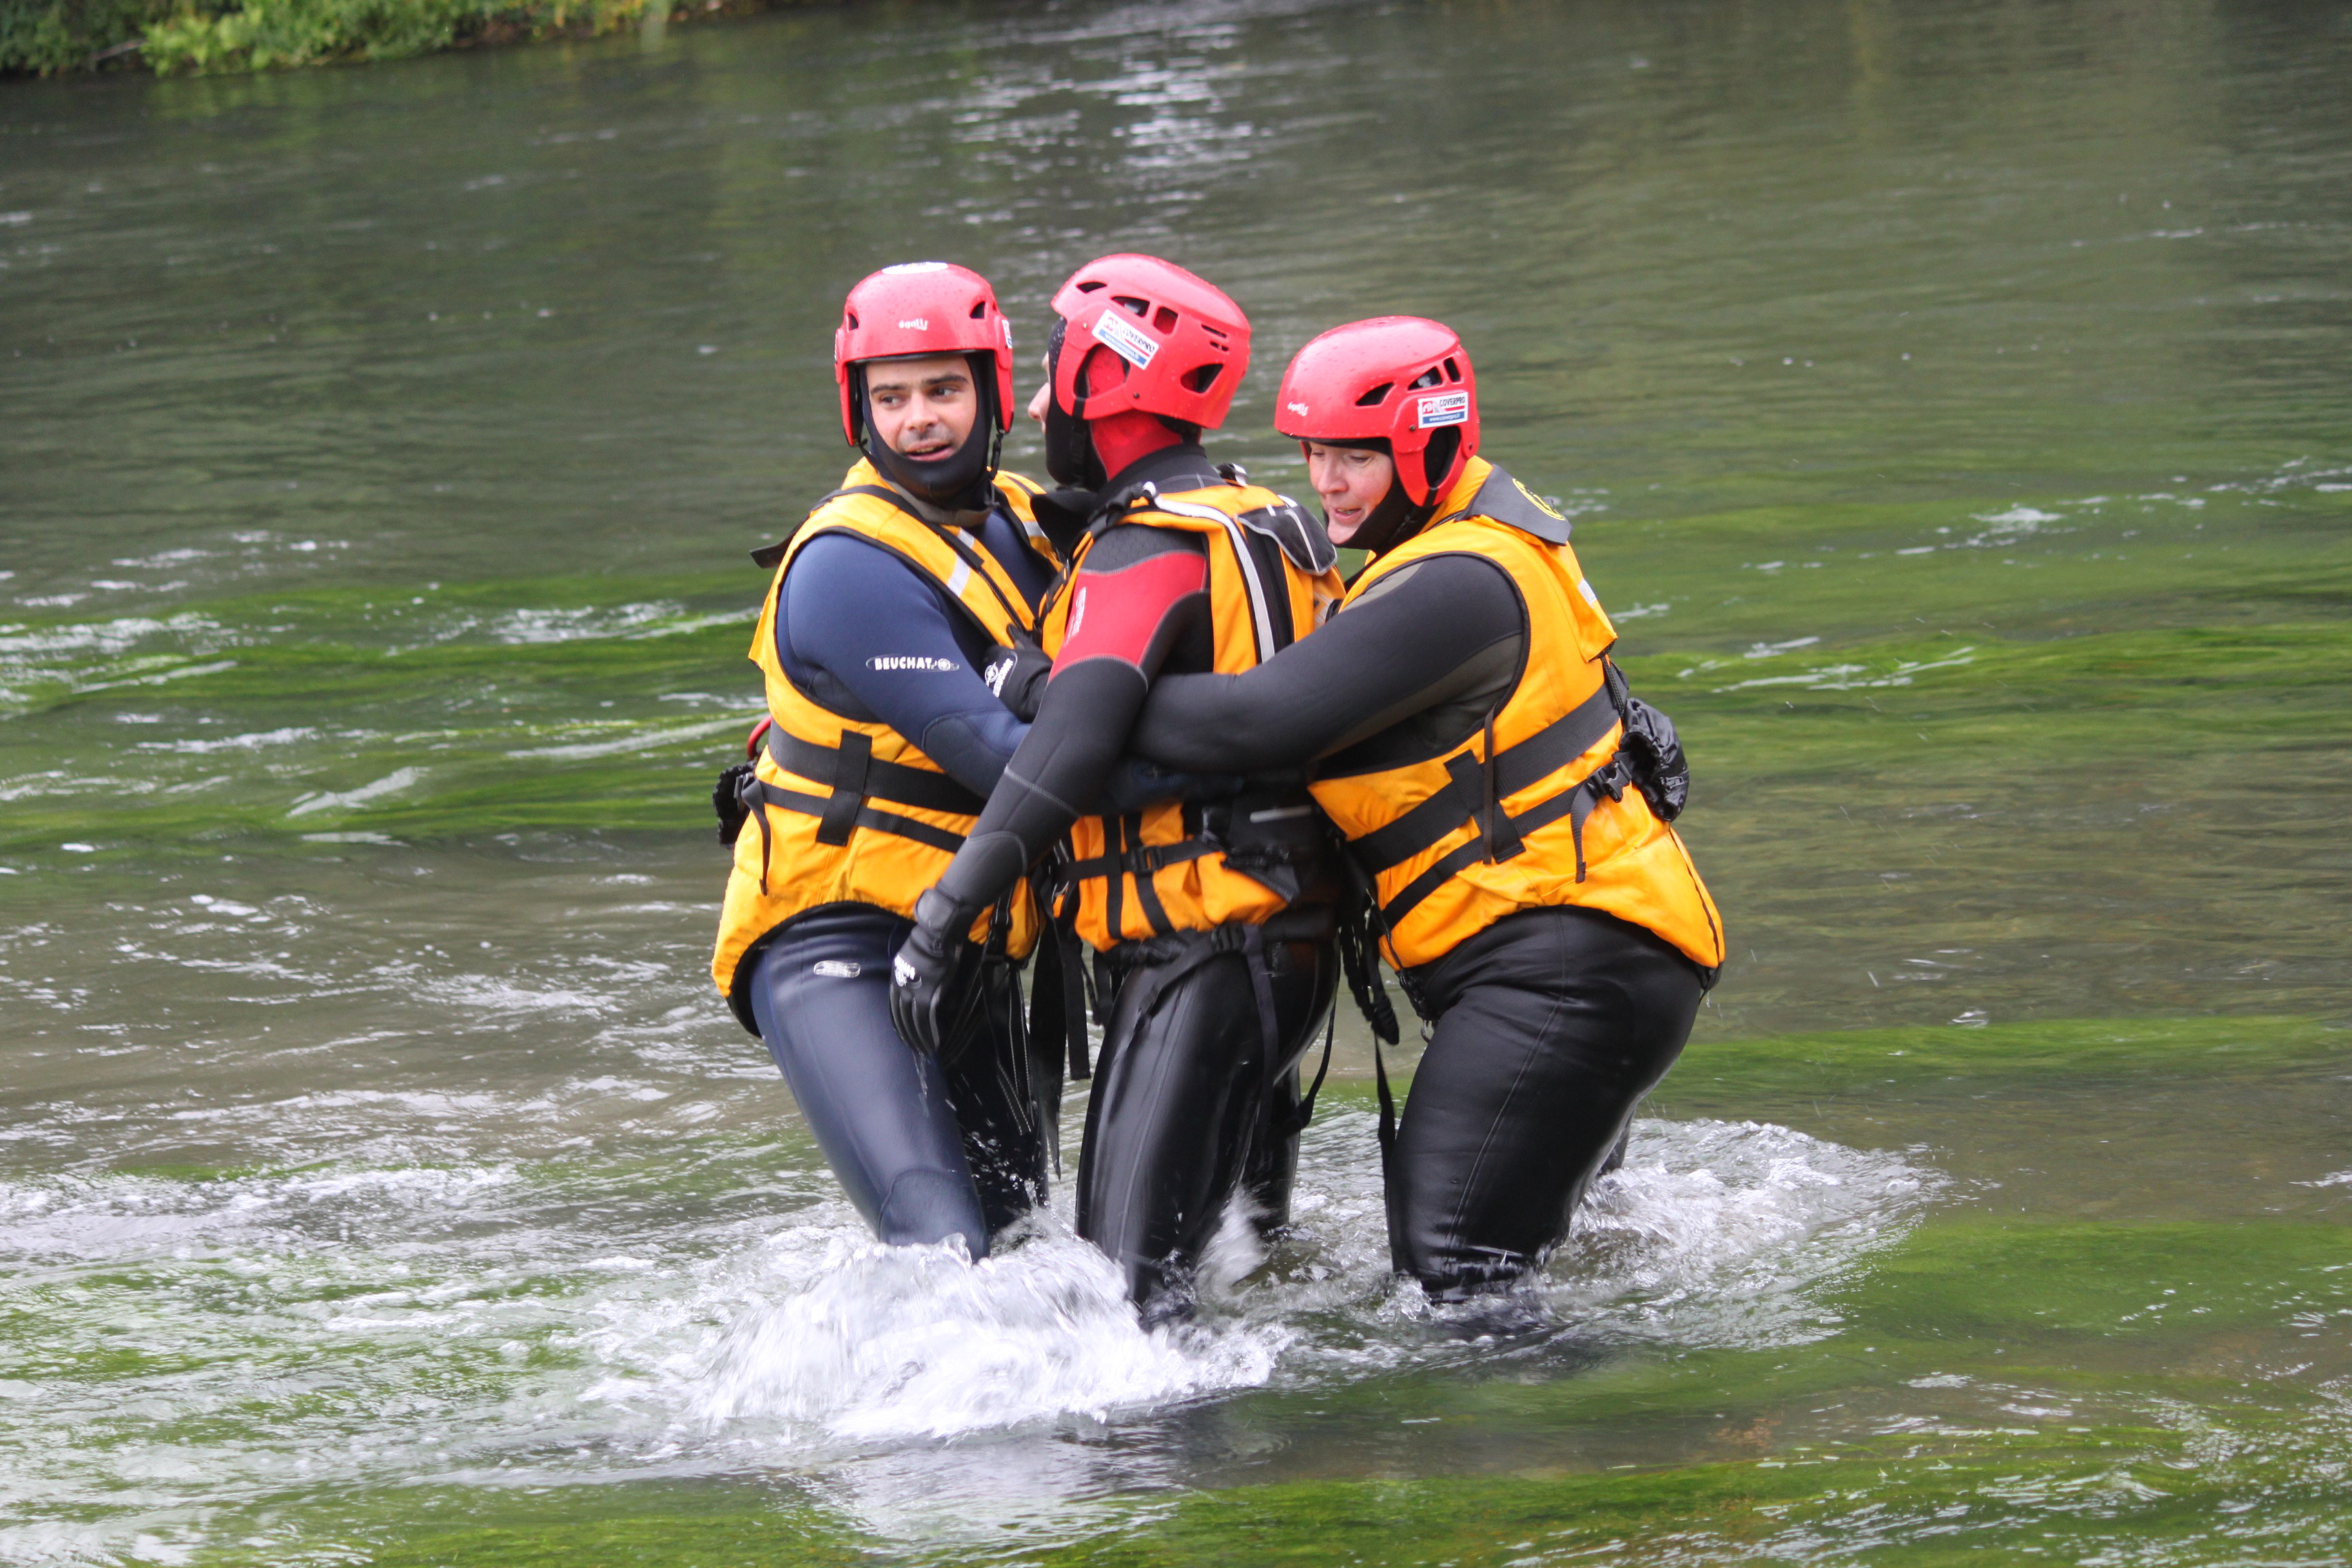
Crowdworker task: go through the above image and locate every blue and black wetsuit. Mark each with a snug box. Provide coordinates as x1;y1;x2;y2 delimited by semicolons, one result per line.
740;502;1057;1256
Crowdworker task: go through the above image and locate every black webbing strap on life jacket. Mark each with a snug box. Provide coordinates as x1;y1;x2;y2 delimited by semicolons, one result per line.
1343;681;1629;932
1029;851;1097;1085
765;725;987;826
734;725;988;895
1061;810;1223;943
1345;682;1619;875
1094;906;1332;1139
1335;847;1420;1168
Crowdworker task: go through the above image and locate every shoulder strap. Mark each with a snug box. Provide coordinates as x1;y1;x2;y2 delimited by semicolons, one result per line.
1144;493;1281;665
1437;465;1572;545
760;483;1039;638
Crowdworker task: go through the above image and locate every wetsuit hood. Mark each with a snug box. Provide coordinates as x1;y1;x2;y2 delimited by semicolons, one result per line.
858;352;1004;510
1312;438;1441;559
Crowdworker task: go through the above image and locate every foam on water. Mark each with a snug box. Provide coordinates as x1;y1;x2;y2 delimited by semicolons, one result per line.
588;1218;1288;1451
0;1101;1940;1563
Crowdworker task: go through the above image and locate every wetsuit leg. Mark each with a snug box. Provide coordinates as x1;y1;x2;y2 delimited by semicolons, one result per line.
1077;936;1335;1317
1240;1060;1303;1237
1238;936;1337;1237
746;906;997;1255
1390;906;1703;1298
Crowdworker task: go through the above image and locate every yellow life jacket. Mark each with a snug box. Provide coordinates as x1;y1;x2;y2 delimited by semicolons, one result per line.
1045;469;1345;951
1308;458;1726;973
710;461;1059;1008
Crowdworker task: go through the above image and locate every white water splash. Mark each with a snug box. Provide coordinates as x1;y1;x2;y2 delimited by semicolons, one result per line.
590;1220;1286;1450
0;1105;1939;1564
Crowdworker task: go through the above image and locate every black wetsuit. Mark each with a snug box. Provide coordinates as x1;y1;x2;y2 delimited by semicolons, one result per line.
1127;544;1707;1296
922;445;1339;1315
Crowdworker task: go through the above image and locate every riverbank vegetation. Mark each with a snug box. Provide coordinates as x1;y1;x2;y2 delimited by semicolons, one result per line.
1;0;813;77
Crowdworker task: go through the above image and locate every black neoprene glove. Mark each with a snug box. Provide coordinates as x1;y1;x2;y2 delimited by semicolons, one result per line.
889;887;985;1058
981;642;1055;721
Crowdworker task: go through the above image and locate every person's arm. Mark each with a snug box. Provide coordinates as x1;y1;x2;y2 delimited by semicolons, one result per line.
781;533;1028;796
890;523;1208;1049
1126;553;1526;772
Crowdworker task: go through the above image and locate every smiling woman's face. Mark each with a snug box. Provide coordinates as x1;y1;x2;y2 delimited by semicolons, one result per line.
1305;442;1397;544
864;355;978;457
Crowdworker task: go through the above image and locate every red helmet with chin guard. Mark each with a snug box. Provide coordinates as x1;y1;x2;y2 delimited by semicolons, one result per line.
1274;316;1479;506
1047;255;1250;431
833;262;1015;446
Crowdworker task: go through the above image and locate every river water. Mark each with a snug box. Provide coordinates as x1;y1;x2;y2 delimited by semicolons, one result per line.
3;0;2350;1561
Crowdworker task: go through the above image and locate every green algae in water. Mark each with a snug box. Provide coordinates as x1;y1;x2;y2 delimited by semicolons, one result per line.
6;0;2352;1561
1657;1015;2352;1107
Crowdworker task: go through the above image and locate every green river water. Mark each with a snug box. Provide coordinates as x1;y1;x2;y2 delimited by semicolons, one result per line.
4;0;2351;1561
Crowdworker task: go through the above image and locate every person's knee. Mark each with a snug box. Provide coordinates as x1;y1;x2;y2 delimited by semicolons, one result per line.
874;1167;990;1256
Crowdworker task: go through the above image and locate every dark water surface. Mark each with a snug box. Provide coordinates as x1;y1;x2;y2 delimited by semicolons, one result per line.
4;0;2351;1561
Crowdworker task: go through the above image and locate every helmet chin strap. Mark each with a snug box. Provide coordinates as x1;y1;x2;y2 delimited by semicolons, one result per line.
1041;319;1107;491
859;355;1002;510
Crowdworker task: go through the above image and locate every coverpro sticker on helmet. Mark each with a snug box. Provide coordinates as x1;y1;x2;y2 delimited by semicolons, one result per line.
1416;391;1471;428
1091;310;1160;369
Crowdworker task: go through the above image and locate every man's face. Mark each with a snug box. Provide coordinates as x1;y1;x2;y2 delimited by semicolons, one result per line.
864;355;979;458
1305;442;1398;544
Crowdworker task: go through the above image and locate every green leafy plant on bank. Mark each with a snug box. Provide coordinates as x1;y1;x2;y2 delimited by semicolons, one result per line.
0;0;799;77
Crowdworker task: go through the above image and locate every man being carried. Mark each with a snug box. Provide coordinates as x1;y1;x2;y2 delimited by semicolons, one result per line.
892;255;1345;1321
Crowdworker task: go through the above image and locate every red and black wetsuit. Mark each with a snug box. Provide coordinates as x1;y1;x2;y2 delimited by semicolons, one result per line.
928;444;1339;1316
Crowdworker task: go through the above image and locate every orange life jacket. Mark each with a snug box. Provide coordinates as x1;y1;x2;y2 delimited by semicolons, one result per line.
1045;470;1345;951
710;461;1058;1006
1308;458;1725;973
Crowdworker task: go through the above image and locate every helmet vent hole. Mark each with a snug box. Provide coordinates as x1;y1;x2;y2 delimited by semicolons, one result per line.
1112;295;1150;318
969;301;986;318
1443;357;1461;382
1153;306;1179;334
1181;363;1222;393
845;311;860;329
1354;382;1394;407
1408;367;1443;390
1075;280;1107;293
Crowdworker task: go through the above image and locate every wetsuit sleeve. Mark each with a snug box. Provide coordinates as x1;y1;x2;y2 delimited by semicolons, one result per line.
929;524;1209;911
782;532;1029;796
1125;553;1526;772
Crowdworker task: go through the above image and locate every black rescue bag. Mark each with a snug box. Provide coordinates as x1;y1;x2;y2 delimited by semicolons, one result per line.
1600;657;1690;823
713;717;772;846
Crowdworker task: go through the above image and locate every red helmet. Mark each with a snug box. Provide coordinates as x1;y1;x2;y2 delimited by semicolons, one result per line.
1047;255;1250;431
833;262;1015;446
1274;316;1479;506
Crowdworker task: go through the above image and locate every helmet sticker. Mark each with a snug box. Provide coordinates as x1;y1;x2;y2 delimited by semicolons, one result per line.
1416;391;1470;429
1286;401;1310;417
882;261;950;274
1090;309;1160;370
896;318;930;331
